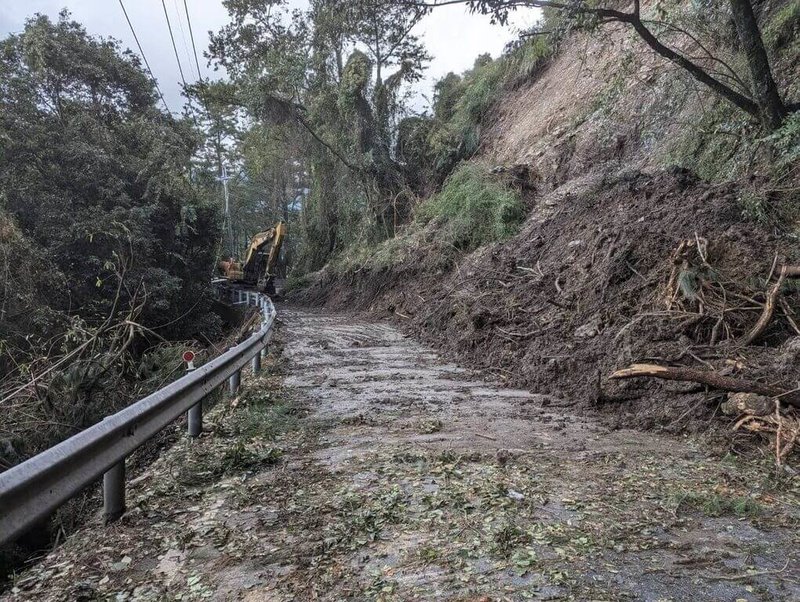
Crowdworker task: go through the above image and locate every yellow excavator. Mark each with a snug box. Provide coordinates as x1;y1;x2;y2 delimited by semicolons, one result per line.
219;222;287;295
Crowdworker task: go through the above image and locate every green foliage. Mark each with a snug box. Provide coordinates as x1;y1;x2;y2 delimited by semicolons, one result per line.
283;272;313;294
177;439;283;487
396;115;435;193
428;37;551;176
738;190;770;224
765;0;800;49
0;12;220;341
432;72;465;123
428;57;503;172
0;12;227;480
0;212;67;376
210;0;432;265
661;100;752;181
765;111;800;169
338;50;372;114
416;163;525;251
673;491;764;518
235;401;297;441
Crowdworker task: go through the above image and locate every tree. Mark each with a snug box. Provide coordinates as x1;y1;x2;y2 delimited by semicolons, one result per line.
0;12;220;338
208;0;431;262
405;0;797;131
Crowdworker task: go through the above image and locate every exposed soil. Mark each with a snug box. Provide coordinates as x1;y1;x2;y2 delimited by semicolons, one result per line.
4;310;797;600
295;168;800;438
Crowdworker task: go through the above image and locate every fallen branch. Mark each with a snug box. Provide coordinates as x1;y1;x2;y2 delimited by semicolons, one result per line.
609;363;800;408
704;559;791;581
740;266;787;346
779;298;800;336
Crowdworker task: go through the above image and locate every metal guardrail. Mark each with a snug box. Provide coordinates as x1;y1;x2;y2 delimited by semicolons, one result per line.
0;290;275;546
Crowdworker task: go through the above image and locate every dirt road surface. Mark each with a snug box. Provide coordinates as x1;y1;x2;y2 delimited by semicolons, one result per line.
4;309;799;601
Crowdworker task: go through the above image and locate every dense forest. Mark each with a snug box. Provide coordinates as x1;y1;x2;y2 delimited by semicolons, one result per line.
0;13;218;465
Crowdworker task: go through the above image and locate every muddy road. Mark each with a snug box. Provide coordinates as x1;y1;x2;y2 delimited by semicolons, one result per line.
5;309;799;601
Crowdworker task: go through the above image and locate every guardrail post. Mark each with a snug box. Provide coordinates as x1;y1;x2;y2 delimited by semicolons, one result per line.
251;352;261;374
103;460;126;522
188;402;202;438
229;370;241;394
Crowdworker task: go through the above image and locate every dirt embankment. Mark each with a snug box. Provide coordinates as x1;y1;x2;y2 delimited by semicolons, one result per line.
295;168;800;435
294;7;800;439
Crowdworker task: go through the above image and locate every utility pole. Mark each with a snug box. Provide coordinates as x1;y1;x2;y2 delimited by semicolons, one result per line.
215;164;234;257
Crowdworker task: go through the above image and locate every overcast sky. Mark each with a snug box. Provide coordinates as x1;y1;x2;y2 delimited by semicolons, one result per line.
0;0;540;114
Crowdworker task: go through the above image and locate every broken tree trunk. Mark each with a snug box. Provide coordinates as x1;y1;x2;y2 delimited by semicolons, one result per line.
609;363;800;408
740;265;788;346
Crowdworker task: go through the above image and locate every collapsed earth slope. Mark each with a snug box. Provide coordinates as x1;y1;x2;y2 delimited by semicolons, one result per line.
295;8;800;440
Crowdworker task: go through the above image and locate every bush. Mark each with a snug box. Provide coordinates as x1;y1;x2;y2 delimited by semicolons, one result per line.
766;0;800;49
428;38;552;177
765;111;800;170
415;163;525;251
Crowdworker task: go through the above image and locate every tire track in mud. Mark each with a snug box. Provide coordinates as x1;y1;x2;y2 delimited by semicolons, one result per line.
283;309;673;460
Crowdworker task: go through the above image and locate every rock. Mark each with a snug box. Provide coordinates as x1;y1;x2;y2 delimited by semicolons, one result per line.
574;316;602;339
0;438;20;468
775;337;800;373
721;393;774;416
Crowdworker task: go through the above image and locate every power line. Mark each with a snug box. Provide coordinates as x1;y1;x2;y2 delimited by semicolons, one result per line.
117;0;171;113
183;0;204;84
161;0;189;89
172;0;198;81
161;0;200;126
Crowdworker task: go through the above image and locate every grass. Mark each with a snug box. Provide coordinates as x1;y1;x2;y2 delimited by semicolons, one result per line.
672;490;764;518
175;437;283;487
174;369;295;488
660;99;752;182
765;0;800;49
415;162;526;251
764;111;800;171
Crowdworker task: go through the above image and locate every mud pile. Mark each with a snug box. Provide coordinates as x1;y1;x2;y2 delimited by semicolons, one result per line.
295;167;800;432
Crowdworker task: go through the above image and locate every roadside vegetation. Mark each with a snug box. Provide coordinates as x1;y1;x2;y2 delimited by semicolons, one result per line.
0;12;227;471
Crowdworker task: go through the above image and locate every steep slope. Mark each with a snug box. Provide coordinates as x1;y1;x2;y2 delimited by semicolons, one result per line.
298;167;799;431
293;4;800;439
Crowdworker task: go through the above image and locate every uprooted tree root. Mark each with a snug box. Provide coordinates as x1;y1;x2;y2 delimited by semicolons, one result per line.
734;402;800;466
663;238;800;346
613;239;800;461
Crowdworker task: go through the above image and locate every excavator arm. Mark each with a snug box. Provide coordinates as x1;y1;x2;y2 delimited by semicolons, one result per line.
218;221;287;295
265;221;287;278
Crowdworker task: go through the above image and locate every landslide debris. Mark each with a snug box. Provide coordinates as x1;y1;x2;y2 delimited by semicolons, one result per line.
295;167;800;439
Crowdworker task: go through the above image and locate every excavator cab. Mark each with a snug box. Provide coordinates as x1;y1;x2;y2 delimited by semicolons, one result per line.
218;222;287;295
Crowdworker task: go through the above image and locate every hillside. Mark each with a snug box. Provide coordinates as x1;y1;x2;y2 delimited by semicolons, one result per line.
293;1;800;445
